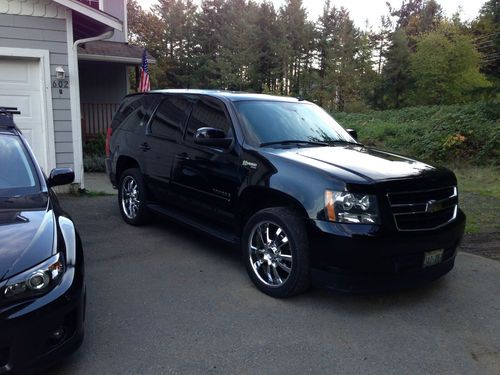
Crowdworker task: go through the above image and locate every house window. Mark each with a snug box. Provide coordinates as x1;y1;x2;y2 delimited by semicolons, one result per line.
78;0;100;10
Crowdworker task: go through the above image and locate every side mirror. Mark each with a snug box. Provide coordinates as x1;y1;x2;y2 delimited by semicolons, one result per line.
346;129;358;141
194;127;232;149
48;168;74;188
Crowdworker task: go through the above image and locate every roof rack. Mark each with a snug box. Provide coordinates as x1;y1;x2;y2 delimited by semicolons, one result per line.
0;107;21;128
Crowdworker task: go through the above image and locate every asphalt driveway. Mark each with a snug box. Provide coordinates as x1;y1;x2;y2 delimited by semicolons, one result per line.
53;195;500;375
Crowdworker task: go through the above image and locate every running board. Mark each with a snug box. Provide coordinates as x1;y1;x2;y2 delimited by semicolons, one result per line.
147;203;240;245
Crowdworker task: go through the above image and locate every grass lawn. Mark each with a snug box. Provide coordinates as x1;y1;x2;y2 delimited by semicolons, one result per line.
454;166;500;234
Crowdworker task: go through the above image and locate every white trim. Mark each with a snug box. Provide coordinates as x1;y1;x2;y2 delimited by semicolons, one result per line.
99;0;104;11
0;46;56;174
53;0;123;31
123;0;128;42
67;9;115;189
66;9;84;187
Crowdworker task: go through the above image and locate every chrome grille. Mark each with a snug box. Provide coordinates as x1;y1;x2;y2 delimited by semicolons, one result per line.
387;186;458;231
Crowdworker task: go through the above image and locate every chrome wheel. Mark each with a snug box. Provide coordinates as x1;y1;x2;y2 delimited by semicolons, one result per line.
248;221;293;287
121;176;140;219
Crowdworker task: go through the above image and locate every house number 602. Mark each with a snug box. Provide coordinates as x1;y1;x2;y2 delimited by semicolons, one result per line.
52;80;69;88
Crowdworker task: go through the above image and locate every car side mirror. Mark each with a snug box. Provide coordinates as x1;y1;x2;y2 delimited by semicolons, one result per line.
194;127;232;149
48;168;74;187
346;129;358;141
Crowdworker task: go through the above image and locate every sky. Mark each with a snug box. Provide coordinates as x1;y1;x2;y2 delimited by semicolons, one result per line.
136;0;486;29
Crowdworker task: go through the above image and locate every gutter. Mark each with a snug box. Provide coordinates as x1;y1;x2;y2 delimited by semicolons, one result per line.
78;54;157;65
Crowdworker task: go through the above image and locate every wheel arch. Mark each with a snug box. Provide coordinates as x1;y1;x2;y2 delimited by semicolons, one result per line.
115;155;140;183
238;186;309;231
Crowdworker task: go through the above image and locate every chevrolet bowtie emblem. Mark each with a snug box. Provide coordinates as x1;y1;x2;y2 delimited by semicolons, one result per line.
426;200;442;213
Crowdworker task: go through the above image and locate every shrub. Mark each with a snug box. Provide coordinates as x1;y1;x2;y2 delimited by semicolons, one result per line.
83;134;106;172
334;101;499;166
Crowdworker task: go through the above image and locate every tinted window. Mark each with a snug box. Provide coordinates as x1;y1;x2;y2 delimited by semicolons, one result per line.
185;98;231;141
111;95;160;132
235;101;353;146
0;134;39;196
150;96;190;139
111;96;141;130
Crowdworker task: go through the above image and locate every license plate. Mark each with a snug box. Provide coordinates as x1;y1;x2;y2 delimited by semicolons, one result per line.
423;249;444;268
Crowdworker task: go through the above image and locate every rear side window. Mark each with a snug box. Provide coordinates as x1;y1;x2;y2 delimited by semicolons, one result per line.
111;95;159;132
110;96;141;130
185;98;232;141
149;96;191;140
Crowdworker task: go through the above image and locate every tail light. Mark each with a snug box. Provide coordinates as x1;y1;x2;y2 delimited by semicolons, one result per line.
105;127;113;157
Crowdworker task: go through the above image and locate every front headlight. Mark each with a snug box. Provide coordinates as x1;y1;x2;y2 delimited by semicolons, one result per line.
2;253;65;300
325;190;379;224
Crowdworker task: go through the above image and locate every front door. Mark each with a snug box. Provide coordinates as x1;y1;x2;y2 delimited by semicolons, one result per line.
170;97;243;224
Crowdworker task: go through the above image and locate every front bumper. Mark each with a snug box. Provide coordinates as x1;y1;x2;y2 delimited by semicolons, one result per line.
0;269;85;374
308;209;466;292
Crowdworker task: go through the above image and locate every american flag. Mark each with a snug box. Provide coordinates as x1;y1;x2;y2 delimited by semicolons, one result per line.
138;49;150;92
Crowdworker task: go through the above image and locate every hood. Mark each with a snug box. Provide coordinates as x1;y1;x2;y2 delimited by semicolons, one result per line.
291;146;441;182
0;208;55;281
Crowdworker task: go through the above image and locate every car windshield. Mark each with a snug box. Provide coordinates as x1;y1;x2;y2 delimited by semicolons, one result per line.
0;134;39;197
235;101;356;147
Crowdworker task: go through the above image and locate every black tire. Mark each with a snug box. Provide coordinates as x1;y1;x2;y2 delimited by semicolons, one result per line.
242;207;310;298
118;168;150;226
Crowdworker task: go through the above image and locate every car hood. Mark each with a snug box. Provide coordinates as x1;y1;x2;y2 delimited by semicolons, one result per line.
0;208;55;281
290;145;441;182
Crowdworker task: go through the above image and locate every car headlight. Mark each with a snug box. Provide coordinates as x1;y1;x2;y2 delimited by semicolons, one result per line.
325;190;379;224
2;253;65;300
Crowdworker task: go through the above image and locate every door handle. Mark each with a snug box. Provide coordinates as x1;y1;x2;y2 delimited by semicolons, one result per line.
140;142;151;151
176;153;190;161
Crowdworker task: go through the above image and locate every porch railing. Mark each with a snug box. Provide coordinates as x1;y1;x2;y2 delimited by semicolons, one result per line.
81;102;119;139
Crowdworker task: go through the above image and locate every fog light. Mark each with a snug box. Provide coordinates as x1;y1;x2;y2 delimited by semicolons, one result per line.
49;327;66;345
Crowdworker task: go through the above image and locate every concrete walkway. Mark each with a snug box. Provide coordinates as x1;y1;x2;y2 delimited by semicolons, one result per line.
84;172;116;195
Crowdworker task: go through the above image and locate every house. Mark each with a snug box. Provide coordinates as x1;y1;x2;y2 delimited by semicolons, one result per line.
0;0;154;188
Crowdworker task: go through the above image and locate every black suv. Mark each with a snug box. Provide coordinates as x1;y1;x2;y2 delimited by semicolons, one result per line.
106;90;465;297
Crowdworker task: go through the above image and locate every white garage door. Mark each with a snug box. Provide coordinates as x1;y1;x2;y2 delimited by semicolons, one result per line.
0;57;47;172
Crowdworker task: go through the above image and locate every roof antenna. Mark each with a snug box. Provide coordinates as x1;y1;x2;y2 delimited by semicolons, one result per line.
297;90;304;101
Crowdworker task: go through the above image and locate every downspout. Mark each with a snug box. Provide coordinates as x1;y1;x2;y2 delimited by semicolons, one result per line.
69;29;114;190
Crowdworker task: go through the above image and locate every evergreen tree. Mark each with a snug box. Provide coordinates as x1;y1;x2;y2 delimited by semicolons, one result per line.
381;29;412;108
471;0;499;94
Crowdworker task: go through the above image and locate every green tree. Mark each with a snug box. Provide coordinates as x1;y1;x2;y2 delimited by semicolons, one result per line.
254;1;283;93
278;0;313;96
471;0;499;95
381;29;412;108
410;23;491;105
217;0;260;91
315;4;368;111
194;0;226;88
152;0;198;88
127;0;164;89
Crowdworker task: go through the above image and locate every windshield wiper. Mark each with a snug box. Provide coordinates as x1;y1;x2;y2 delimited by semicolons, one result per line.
260;140;329;147
326;140;363;146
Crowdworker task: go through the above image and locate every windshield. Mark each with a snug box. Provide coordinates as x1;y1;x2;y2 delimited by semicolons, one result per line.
0;134;40;197
235;101;355;147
